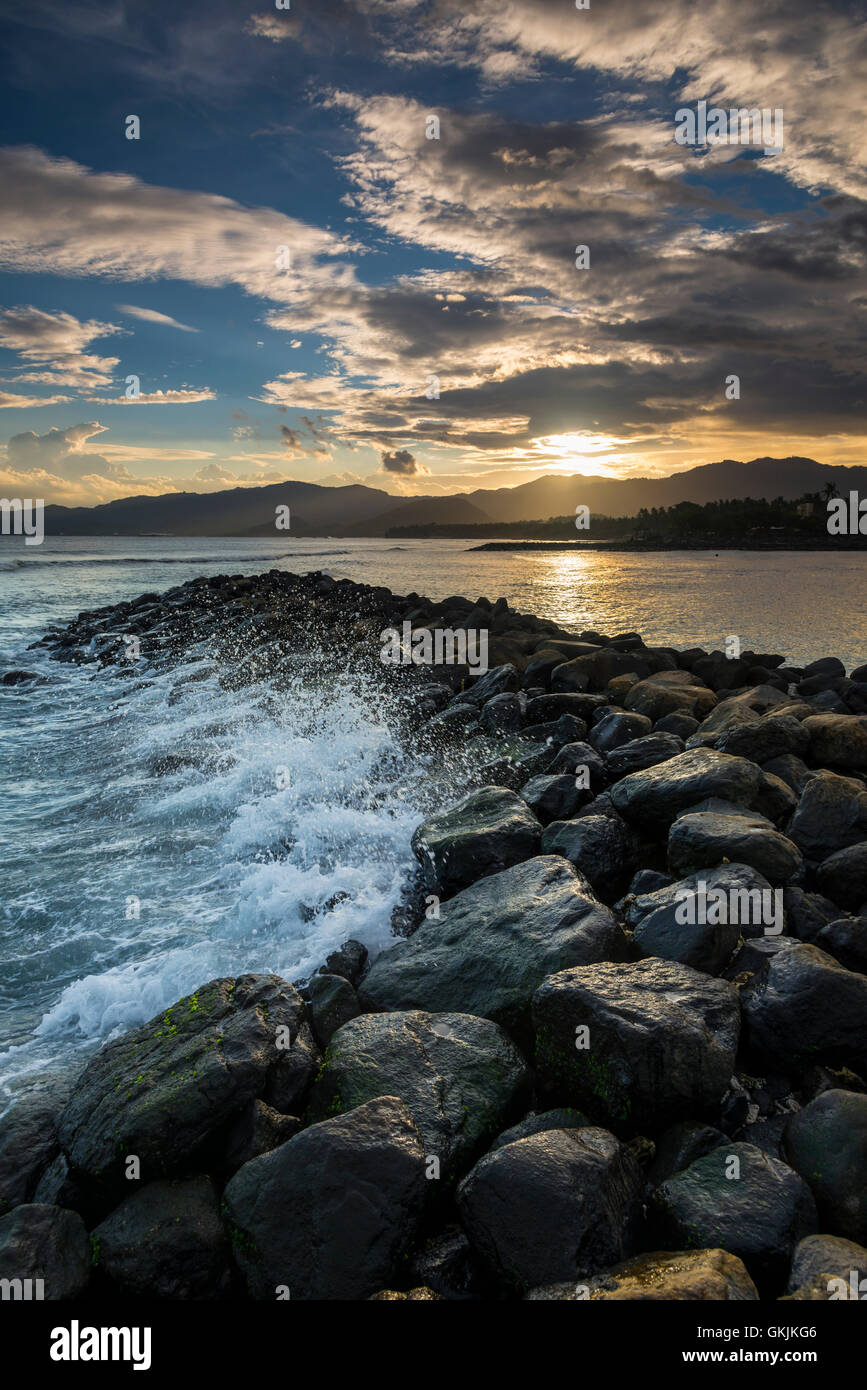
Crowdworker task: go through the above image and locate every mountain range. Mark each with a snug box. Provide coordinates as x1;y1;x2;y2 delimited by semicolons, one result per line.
35;456;867;537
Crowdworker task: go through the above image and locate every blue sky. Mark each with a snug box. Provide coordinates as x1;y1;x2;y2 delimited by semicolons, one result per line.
0;0;865;505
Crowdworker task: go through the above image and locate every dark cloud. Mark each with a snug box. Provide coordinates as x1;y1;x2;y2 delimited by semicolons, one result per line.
381;448;422;474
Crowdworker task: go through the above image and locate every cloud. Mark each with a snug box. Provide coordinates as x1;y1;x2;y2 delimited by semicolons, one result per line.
380;448;427;475
0;390;72;408
85;388;217;405
0;305;122;390
116;304;198;332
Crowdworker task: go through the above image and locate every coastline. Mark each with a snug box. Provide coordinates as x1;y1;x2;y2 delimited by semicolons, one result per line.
2;567;867;1302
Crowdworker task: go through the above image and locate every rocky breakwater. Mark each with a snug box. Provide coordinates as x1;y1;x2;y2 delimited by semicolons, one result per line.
4;570;867;1301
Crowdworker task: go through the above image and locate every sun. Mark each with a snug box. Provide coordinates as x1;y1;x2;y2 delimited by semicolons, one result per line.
534;433;628;477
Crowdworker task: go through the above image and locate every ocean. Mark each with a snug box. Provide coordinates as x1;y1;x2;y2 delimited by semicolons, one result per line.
1;536;865;1109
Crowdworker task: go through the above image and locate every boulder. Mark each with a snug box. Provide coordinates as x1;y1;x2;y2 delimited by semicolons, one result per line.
322;939;367;985
490;1108;589;1151
632;894;741;975
815;915;867;973
411;787;541;899
816;842;867;912
651;1143;817;1292
532;958;740;1133
786;1233;867;1295
308;972;359;1048
57;975;308;1195
655;712;700;740
781;1090;867;1243
0;1204;90;1300
223;1097;426;1300
803;713;867;770
788;770;867;862
479;692;523;734
741;943;867;1073
540;815;643;898
457;1127;642;1290
224;1100;301;1171
605;733;685;780
589;711;653;753
457;663;519;706
609;749;763;830
718;715;810;764
308;1010;530;1179
0;1079;71;1214
547;741;607;788
668;812;804;886
359;856;625;1031
624;671;716;723
624;862;777;937
647;1122;727;1186
92;1176;230;1298
519;774;591;825
526;1248;758;1301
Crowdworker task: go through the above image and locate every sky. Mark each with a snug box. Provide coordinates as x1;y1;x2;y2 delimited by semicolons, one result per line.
0;0;865;507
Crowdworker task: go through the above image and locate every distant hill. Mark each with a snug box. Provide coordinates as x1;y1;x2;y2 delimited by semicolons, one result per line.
36;456;867;536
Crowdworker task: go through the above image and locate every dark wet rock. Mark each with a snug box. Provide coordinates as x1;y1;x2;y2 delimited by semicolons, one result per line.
526;1248;758;1301
308;972;360;1048
815;915;867;973
788;770;867;862
457;1127;642;1290
541;814;643;898
623;863;775;937
803;713;867;770
359;856;625;1031
624;671;717;723
0;1204;90;1300
553;650;650;693
605;733;685;781
782;1089;867;1243
264;1020;320;1114
718;715;810;765
527;692;605;724
609;749;763;830
762;754;815;795
0;1078;72;1215
816;843;867;912
519;773;591;825
783;887;839;942
223;1096;426;1300
458;664;520;706
741;943;867;1074
322;938;368;986
479;692;523;734
490;1107;589;1151
412;786;541;899
407;1225;485;1301
693;685;790;740
786;1233;867;1295
632;894;741;976
725;937;799;979
57;974;306;1195
647;1122;727;1186
655;711;700;740
308;1010;530;1180
651;1143;817;1292
625;868;672;897
589;711;653;753
668;812;804;886
547;740;607;788
224;1100;301;1171
532;958;740;1133
92;1176;230;1299
752;769;798;825
1;669;43;685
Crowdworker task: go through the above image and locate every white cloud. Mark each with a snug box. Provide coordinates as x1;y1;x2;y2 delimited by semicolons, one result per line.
116;304;199;332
